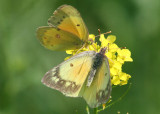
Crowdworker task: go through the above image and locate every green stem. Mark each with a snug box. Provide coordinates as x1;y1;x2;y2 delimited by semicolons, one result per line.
93;108;98;114
86;106;90;114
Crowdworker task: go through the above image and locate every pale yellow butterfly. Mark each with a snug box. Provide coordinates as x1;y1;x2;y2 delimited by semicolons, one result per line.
41;47;112;108
36;5;89;51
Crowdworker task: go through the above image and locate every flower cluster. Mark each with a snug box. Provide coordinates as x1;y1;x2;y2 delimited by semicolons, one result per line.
66;34;133;86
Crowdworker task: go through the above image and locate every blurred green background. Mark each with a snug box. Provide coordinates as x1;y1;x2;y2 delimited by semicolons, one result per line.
0;0;160;114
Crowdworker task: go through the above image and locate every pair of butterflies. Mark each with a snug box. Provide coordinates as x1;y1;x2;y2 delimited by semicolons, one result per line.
37;5;112;108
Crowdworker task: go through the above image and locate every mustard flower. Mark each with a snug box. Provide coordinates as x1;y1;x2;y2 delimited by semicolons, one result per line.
65;34;133;86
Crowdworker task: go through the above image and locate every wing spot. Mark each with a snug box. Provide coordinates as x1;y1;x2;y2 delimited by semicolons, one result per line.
105;73;107;76
56;34;60;38
70;63;74;67
77;24;80;26
57;21;60;24
63;16;65;18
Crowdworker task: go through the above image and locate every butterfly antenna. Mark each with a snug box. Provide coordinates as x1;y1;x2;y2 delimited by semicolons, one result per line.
95;29;112;38
88;29;112;52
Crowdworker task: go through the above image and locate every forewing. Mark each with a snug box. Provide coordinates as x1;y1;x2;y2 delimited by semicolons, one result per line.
41;51;96;97
37;26;83;51
80;57;112;108
48;5;88;42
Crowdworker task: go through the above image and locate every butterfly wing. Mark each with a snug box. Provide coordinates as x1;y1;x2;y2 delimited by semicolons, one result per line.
37;5;88;51
80;57;112;108
41;51;96;97
48;5;88;42
37;26;83;50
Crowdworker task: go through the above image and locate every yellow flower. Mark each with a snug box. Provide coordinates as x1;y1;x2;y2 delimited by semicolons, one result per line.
114;60;122;70
100;34;108;47
111;75;121;85
88;42;100;52
102;104;106;110
64;56;72;60
109;43;119;52
65;34;133;86
119;72;131;85
106;35;116;43
110;67;119;76
66;50;74;54
89;34;95;41
117;49;133;63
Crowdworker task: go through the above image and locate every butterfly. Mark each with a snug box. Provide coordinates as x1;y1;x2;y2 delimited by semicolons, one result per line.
41;47;112;108
36;5;89;51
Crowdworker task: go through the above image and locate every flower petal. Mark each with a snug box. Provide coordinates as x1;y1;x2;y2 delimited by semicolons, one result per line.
109;43;119;52
105;52;113;59
89;34;95;41
107;35;116;43
66;50;74;54
117;49;133;62
110;67;119;76
111;75;121;85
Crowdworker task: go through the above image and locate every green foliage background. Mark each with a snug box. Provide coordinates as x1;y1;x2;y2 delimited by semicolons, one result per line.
0;0;160;114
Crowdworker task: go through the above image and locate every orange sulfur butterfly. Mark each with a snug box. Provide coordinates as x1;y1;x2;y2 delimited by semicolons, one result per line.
36;5;89;51
41;47;112;108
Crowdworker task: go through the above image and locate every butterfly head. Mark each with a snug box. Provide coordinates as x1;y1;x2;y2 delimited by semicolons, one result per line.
99;47;107;55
